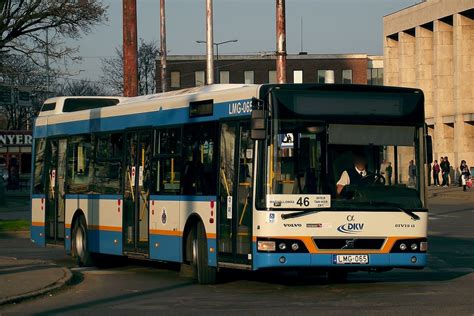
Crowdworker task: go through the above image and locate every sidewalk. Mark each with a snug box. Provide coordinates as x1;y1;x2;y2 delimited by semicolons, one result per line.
427;184;474;201
0;255;72;305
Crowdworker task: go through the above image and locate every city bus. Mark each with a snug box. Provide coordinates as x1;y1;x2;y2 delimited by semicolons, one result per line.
31;84;430;284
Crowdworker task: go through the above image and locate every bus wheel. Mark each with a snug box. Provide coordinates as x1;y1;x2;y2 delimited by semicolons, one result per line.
192;221;217;284
72;216;93;267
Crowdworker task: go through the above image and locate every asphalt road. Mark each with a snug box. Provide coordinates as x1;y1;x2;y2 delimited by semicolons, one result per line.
1;192;473;315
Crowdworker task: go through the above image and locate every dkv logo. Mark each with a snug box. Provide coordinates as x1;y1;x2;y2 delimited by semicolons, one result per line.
337;215;365;234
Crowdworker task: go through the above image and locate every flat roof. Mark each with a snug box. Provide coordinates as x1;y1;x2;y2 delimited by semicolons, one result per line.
161;53;375;62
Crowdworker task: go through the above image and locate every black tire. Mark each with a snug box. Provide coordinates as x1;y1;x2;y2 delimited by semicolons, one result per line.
193;221;217;284
72;216;93;267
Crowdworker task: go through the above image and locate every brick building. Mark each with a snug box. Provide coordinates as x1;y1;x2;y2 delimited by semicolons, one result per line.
156;54;383;91
383;0;474;179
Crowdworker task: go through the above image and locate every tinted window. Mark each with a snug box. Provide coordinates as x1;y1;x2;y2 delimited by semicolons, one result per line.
63;98;119;112
41;102;56;112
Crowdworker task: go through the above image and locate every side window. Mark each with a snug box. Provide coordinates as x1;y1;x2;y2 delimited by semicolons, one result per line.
33;138;46;194
93;133;123;194
67;135;93;194
155;128;182;194
181;123;217;195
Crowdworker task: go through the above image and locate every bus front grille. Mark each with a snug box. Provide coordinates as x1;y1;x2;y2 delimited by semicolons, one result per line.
313;238;385;250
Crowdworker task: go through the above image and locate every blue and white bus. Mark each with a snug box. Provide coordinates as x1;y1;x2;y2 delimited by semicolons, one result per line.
31;84;430;284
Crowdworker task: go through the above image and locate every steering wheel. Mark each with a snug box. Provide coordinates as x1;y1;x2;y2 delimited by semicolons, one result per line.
359;172;385;186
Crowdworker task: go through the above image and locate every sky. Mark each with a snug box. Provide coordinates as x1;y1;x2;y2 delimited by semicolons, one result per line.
68;0;421;82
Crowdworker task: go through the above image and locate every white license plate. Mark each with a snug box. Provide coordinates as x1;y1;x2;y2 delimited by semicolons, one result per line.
333;254;369;264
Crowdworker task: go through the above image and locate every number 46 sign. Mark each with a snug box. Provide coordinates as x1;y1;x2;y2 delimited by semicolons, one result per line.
266;194;331;209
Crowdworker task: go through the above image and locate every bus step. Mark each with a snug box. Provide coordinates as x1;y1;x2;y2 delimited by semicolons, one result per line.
218;262;252;270
124;252;149;260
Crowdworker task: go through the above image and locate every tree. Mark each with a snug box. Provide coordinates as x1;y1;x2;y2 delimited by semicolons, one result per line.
0;0;108;61
0;53;50;130
59;79;106;96
100;39;159;96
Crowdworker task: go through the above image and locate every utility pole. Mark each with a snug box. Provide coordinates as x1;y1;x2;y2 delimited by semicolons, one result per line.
45;29;50;96
123;0;139;97
206;0;214;85
276;0;287;84
160;0;167;93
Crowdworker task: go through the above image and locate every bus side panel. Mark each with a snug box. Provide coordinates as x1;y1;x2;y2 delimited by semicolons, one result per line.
149;198;182;263
31;195;46;247
65;195;123;256
179;197;217;268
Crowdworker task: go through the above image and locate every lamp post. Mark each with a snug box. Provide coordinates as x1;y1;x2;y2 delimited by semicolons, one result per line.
196;39;238;83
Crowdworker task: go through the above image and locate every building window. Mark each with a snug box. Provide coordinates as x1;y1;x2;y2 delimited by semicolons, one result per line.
195;71;205;87
171;71;180;88
317;70;328;83
342;69;353;84
367;68;383;85
268;70;276;84
220;71;230;84
293;70;303;84
244;71;254;84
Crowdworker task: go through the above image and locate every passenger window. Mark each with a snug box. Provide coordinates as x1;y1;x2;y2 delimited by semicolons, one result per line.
156;128;182;194
67;135;93;194
181;123;217;195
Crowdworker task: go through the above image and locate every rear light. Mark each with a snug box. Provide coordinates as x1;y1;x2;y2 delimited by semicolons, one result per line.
258;241;276;252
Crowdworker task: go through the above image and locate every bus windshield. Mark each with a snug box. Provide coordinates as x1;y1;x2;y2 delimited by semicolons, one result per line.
257;119;424;211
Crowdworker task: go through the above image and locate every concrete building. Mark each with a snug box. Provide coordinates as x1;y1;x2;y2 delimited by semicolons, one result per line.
384;0;474;179
156;54;383;91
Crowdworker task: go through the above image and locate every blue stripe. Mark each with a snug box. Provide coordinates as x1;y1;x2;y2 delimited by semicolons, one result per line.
31;225;45;247
34;99;252;138
65;194;122;200
149;234;182;263
252;251;427;270
88;229;122;256
208;238;217;267
31;194;45;199
149;195;216;202
65;228;71;253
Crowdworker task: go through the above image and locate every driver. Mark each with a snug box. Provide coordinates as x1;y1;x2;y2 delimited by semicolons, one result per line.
336;153;367;196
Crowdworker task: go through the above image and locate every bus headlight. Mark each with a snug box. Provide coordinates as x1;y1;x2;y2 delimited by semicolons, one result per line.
399;243;407;251
291;243;299;251
258;241;276;252
420;241;428;251
410;243;418;251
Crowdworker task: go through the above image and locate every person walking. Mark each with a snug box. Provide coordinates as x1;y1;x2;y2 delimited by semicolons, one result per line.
385;162;393;186
432;160;440;186
408;160;416;187
442;156;451;187
460;160;471;192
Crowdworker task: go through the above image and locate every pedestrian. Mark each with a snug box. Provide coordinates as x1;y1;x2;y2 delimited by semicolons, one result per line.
460;160;471;192
408;160;416;187
432;160;440;186
440;157;446;186
385;162;393;186
442;156;450;187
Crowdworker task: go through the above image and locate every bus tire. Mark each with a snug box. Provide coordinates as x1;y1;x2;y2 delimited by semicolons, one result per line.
72;216;93;267
193;221;217;284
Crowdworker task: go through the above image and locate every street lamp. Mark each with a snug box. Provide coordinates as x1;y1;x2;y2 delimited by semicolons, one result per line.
196;39;238;83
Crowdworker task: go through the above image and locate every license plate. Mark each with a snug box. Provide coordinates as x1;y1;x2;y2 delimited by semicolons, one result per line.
333;254;369;264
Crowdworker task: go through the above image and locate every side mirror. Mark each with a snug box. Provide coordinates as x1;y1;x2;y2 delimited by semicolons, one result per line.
250;98;267;140
426;135;433;164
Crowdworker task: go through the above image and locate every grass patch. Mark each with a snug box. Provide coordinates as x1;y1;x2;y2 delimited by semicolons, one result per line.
0;220;30;232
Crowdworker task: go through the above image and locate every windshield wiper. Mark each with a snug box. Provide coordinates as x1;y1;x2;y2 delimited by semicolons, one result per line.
361;201;421;221
281;209;323;220
281;202;421;221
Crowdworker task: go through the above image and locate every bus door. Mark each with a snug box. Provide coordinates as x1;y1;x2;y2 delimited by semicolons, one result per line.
45;138;67;244
123;131;153;254
218;122;253;265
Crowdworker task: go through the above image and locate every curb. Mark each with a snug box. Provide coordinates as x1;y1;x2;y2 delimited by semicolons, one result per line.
0;265;73;306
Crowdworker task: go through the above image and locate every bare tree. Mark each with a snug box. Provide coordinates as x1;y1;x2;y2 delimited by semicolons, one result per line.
0;53;50;130
59;79;106;96
101;39;159;96
0;0;108;62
